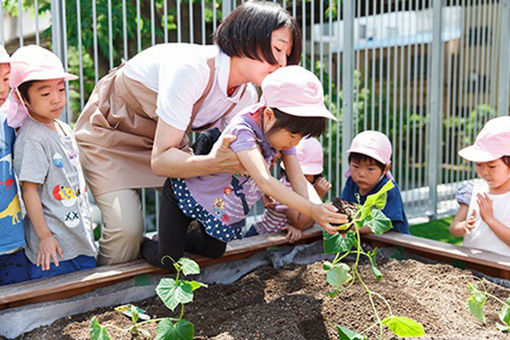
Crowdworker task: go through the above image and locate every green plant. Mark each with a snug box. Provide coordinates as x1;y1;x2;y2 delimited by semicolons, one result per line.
90;257;207;340
322;181;425;339
466;281;510;332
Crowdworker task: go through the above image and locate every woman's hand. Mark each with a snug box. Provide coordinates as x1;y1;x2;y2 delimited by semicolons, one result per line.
209;134;247;175
37;235;63;271
311;203;348;234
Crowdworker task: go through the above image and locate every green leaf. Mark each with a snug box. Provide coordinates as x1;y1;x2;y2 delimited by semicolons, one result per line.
322;261;333;271
130;305;139;323
499;297;510;326
323;230;356;254
156;278;194;311
155;318;194;340
382;316;425;337
188;280;208;291
359;181;394;220
496;322;510;332
367;250;383;282
326;263;352;289
177;258;200;276
325;289;340;298
90;316;112;340
466;293;487;323
334;323;366;340
366;209;393;235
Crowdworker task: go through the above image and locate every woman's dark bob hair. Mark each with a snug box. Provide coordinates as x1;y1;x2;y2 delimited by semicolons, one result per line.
267;108;327;138
214;1;302;66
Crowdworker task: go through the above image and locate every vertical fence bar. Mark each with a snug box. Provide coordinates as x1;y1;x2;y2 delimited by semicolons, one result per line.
164;0;168;43
212;0;217;32
398;0;404;185
335;0;341;198
76;0;84;110
17;0;24;46
189;0;194;43
497;0;510;116
136;0;141;51
341;0;354;186
201;0;206;45
92;0;99;82
301;0;306;65
223;0;233;18
123;0;128;59
34;0;40;45
327;0;332;201
428;0;443;218
151;0;156;45
0;4;4;45
177;0;182;43
107;0;113;69
51;0;65;59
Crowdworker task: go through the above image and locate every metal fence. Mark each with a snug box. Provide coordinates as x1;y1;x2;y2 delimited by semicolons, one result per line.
2;0;510;229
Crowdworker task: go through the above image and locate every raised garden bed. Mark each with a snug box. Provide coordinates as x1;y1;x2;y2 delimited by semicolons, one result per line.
14;258;510;340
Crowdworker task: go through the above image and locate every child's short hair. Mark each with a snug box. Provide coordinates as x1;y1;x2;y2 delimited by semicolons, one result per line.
17;80;35;103
267;108;327;138
348;152;386;172
214;1;301;66
503;156;510;167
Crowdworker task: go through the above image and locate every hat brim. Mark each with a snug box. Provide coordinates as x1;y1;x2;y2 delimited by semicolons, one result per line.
0;58;10;64
278;105;337;121
20;70;78;84
346;146;388;165
280;161;323;175
458;145;502;162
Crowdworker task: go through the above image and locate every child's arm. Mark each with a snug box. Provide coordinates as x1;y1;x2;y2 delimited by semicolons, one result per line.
236;149;347;234
285;175;333;230
476;193;510;247
449;203;476;237
22;181;63;270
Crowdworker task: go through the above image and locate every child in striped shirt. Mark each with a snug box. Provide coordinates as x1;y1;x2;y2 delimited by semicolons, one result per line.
244;137;331;242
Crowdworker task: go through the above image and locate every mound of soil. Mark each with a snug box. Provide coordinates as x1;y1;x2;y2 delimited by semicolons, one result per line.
13;259;510;340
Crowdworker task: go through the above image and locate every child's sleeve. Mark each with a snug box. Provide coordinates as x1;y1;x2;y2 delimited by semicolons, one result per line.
382;186;409;234
340;177;355;202
455;182;474;206
228;125;258;153
14;139;49;184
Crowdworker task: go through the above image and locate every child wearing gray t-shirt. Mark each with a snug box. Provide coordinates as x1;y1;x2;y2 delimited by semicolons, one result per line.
9;45;97;279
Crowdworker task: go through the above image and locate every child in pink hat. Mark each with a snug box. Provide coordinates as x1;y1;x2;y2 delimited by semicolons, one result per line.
0;45;31;285
142;66;347;269
245;137;332;242
0;45;10;107
449;116;510;256
341;130;409;234
10;45;97;280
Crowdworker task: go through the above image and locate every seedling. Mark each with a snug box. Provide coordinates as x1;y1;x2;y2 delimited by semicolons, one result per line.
465;280;510;332
90;257;207;340
322;180;425;339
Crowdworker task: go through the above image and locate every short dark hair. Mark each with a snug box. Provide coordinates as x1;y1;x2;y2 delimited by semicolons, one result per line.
503;156;510;168
348;152;386;172
267;108;327;138
17;81;35;103
214;1;302;66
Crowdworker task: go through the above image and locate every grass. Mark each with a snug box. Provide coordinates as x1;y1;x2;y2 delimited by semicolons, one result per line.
409;216;463;245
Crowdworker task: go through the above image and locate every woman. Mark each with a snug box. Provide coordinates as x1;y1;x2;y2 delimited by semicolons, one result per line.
74;1;302;265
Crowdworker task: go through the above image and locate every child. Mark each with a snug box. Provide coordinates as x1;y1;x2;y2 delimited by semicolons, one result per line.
142;66;347;269
341;130;409;234
0;45;31;285
449;116;510;256
245;137;332;243
10;45;97;279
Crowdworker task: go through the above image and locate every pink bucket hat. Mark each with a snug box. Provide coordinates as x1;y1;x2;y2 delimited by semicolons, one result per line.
458;116;510;162
258;66;337;121
0;45;10;64
347;130;392;165
281;137;324;175
0;45;77;128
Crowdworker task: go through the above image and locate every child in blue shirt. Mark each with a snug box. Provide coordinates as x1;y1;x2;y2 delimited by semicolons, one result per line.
0;45;30;285
341;130;409;234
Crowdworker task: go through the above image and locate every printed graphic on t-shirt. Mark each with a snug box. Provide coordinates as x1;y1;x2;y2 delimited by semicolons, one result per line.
52;152;64;168
52;185;78;207
64;210;80;228
0;194;21;225
0;154;12;174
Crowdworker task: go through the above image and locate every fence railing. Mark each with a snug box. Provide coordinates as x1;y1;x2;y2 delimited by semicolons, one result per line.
2;0;510;230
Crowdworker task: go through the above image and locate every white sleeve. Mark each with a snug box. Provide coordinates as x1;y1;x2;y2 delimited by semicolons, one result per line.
156;59;209;131
219;83;259;131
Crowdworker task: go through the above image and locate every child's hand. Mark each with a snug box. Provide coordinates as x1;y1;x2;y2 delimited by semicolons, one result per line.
457;210;476;236
37;235;63;271
314;177;332;198
262;195;277;209
283;225;302;243
312;203;349;234
476;193;495;224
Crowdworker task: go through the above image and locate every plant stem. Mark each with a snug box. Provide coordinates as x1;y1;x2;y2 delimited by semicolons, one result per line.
371;291;393;316
179;303;185;320
135;317;179;327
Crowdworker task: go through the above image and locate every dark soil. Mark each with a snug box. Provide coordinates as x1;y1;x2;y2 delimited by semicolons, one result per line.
12;259;510;340
332;198;358;223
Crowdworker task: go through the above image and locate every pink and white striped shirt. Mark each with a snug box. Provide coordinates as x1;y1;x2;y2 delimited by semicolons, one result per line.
253;176;292;234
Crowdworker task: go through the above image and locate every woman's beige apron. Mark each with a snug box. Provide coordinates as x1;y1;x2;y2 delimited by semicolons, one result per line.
74;61;244;197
